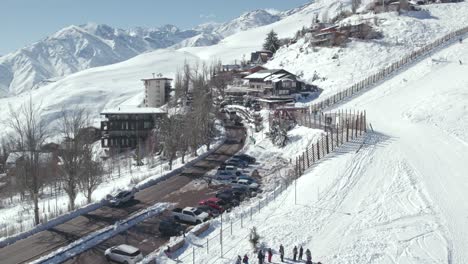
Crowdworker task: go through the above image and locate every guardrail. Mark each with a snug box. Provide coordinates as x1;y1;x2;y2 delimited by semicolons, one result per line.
0;127;227;248
31;203;170;264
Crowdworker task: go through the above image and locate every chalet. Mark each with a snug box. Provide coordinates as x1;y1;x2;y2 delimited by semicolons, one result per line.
100;107;166;151
250;50;273;65
244;69;309;96
5;151;55;170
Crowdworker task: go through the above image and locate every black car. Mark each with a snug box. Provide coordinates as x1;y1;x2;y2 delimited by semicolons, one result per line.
216;189;241;205
234;154;256;164
231;186;253;198
158;220;185;237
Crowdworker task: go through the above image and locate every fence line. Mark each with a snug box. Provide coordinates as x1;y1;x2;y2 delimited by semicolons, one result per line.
307;25;468;113
293;110;367;177
157;111;367;263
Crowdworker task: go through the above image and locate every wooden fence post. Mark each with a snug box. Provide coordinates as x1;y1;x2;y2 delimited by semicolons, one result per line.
326;133;330;154
312;144;316;163
316;142;320;160
302;153;306;171
306;148;310;168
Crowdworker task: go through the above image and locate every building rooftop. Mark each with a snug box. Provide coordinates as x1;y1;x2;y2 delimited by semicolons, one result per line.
141;77;173;81
101;107;166;115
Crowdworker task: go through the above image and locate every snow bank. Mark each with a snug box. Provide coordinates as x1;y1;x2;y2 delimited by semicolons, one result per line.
0;125;226;247
31;203;170;264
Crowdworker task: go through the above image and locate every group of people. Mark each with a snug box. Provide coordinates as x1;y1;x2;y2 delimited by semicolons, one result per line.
235;244;315;264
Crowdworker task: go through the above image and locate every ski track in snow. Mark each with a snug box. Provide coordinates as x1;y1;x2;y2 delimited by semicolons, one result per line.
169;27;468;264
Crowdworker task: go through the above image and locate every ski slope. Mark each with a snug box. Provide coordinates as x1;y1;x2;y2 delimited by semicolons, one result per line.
166;33;468;264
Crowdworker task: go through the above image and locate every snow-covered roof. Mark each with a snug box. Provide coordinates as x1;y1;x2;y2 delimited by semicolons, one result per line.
244;69;291;80
101;107;166;115
244;72;273;79
6;152;53;165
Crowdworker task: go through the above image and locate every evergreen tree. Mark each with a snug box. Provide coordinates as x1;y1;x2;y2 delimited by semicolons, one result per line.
263;30;281;53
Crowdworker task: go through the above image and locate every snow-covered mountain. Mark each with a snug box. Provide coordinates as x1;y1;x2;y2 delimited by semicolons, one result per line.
0;23;200;97
214;9;281;37
0;8;286;97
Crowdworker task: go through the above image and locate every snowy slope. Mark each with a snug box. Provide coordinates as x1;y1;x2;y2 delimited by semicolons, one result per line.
1;1;468;138
0;8;288;97
267;3;468;99
169;32;468;264
0;23;200;96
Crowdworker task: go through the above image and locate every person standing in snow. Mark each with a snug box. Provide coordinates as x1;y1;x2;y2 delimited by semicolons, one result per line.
305;248;312;263
299;246;303;261
267;248;273;263
279;244;285;262
236;255;242;264
258;249;264;264
460;60;463;65
243;254;249;264
293;246;298;261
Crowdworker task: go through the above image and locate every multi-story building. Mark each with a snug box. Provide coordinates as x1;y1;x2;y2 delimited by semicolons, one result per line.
142;75;173;108
100;107;166;151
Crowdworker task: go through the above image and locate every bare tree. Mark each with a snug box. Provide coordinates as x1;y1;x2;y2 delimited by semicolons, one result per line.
78;146;103;203
5;98;49;225
58;107;90;210
160;115;183;170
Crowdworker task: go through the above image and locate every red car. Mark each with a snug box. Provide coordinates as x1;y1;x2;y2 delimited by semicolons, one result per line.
198;197;225;213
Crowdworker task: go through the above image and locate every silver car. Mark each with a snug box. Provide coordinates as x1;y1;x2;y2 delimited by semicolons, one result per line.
104;244;143;264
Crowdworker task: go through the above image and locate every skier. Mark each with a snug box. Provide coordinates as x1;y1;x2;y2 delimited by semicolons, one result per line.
305;248;312;264
258;249;264;264
293;246;298;261
299;246;303;261
279;244;285;262
460;60;463;65
236;255;242;264
243;254;249;264
267;248;273;263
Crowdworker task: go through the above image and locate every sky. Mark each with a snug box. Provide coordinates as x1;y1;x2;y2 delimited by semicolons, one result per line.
0;0;310;55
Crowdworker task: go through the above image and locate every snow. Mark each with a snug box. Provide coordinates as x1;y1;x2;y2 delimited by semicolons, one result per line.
164;31;468;264
0;126;226;245
30;203;170;264
101;106;166;115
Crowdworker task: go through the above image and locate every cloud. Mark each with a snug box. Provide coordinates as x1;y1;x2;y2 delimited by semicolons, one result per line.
200;13;216;19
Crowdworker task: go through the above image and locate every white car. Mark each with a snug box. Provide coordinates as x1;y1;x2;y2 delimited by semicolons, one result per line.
104;244;143;264
108;190;135;206
230;179;259;190
172;207;210;224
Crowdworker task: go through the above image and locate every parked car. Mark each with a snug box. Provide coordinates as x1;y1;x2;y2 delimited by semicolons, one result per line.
104;244;143;264
236;175;258;183
199;197;226;213
108;190;135;206
215;171;237;180
216;166;241;180
234;154;256;164
197;205;221;218
215;189;241;206
172;207;209;224
225;158;248;168
230;179;259;190
158;219;185;237
231;186;254;198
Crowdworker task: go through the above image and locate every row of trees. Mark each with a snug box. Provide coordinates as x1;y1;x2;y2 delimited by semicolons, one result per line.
2;99;104;225
160;62;220;169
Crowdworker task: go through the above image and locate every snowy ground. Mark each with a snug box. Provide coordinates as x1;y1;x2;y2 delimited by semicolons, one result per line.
0;130;224;239
5;1;468;137
161;31;468;264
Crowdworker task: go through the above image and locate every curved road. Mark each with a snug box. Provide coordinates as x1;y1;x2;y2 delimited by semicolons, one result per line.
0;126;245;264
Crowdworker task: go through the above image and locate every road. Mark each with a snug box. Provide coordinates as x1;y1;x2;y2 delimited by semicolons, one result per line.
0;126;245;264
